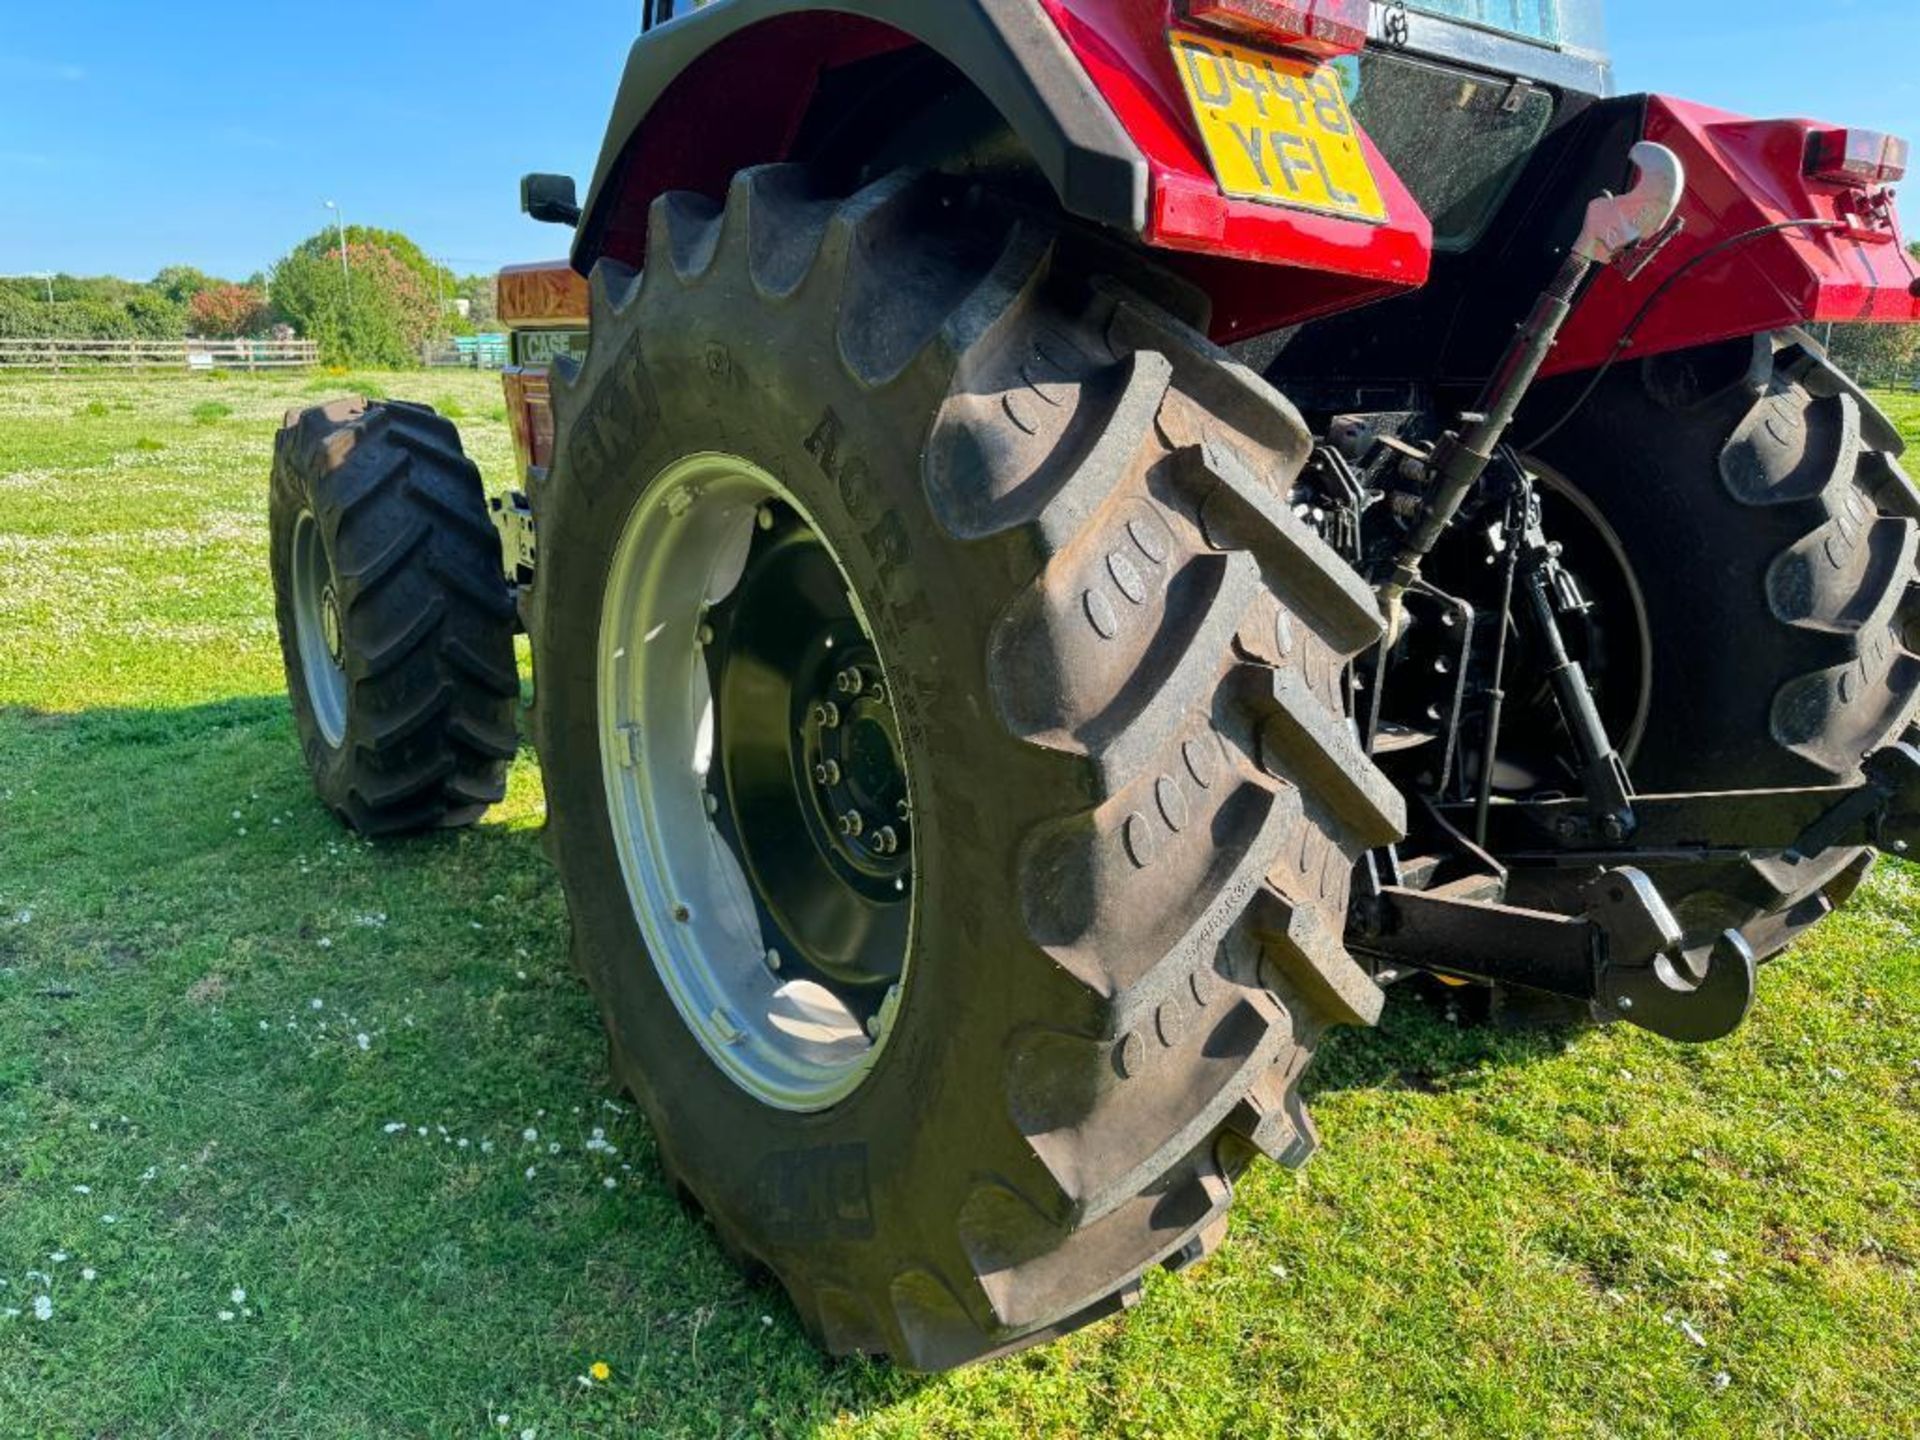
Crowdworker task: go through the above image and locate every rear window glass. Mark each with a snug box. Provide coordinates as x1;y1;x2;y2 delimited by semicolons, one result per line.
1407;1;1566;46
1349;49;1555;250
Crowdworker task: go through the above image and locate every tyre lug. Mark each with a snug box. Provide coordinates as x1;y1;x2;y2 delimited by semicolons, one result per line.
896;798;911;821
813;759;841;786
872;826;899;855
765;948;782;974
703;792;718;817
695;624;715;648
755;505;774;531
841;810;864;838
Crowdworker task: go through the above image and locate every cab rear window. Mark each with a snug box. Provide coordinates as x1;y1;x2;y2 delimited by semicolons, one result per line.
1407;1;1564;46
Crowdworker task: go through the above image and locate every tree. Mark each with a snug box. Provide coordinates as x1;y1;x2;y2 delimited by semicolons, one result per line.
188;283;272;338
290;226;455;323
152;265;221;306
456;273;499;333
270;232;438;366
1823;322;1920;387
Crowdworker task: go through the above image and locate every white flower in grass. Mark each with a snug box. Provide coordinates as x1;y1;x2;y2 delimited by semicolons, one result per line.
81;1268;96;1282
522;1128;537;1143
50;1252;67;1264
383;1122;406;1135
138;1167;156;1182
72;1184;90;1194
217;1310;234;1322
355;1033;370;1051
547;1142;560;1155
230;1287;246;1305
310;998;323;1010
524;1166;537;1181
480;1140;494;1154
603;1177;616;1190
31;1296;51;1322
101;1215;116;1225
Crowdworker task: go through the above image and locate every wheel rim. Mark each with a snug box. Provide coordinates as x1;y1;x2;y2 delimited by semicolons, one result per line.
597;453;916;1111
291;509;349;748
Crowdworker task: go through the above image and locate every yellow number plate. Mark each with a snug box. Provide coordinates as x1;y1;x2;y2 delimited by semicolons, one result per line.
1169;30;1387;224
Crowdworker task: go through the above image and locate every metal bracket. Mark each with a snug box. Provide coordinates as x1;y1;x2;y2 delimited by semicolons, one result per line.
1446;741;1920;862
490;490;537;578
1354;866;1754;1043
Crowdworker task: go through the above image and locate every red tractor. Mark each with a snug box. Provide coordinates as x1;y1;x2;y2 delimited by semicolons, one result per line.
268;0;1920;1369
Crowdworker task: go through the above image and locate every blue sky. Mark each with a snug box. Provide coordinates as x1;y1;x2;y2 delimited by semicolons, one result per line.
1;0;1915;282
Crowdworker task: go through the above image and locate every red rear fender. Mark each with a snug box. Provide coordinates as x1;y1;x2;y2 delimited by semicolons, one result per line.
574;0;1430;337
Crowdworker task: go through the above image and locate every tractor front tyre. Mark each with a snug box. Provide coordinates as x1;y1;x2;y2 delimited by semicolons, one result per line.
531;167;1404;1369
269;399;520;836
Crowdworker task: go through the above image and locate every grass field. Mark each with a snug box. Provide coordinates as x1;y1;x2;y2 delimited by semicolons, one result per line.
1;368;1917;1438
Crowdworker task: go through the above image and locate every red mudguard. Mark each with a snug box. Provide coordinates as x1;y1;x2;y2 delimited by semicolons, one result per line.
1546;96;1920;377
1035;0;1432;328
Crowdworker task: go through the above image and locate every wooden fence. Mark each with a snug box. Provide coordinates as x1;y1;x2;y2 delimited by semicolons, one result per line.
0;338;320;372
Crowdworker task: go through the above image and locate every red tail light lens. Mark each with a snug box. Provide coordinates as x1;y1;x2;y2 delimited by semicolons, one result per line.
1176;0;1370;57
1807;128;1909;188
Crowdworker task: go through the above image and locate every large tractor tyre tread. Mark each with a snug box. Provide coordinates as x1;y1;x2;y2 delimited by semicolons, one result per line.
533;166;1401;1370
1523;332;1920;975
270;399;519;836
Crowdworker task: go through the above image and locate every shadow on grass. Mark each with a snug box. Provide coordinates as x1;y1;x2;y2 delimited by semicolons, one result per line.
0;693;1572;1429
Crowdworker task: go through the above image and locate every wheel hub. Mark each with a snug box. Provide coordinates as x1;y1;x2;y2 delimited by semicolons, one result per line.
289;509;349;748
800;655;912;880
320;585;344;668
596;453;916;1111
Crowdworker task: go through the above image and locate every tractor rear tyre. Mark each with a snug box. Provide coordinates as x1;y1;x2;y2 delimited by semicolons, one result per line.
1514;332;1920;988
531;167;1403;1369
270;399;520;836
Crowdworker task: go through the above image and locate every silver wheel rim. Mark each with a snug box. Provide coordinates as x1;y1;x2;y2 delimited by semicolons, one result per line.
291;509;349;748
597;453;915;1111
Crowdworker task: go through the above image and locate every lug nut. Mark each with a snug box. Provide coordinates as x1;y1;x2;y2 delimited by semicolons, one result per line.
834;668;865;696
840;810;865;838
808;701;840;730
896;798;911;821
868;682;886;706
813;759;841;786
765;948;782;973
872;826;899;855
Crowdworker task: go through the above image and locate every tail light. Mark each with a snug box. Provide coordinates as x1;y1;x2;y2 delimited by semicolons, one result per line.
1806;128;1909;188
1175;0;1369;57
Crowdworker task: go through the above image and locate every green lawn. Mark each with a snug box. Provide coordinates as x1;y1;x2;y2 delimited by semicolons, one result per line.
1;368;1917;1438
